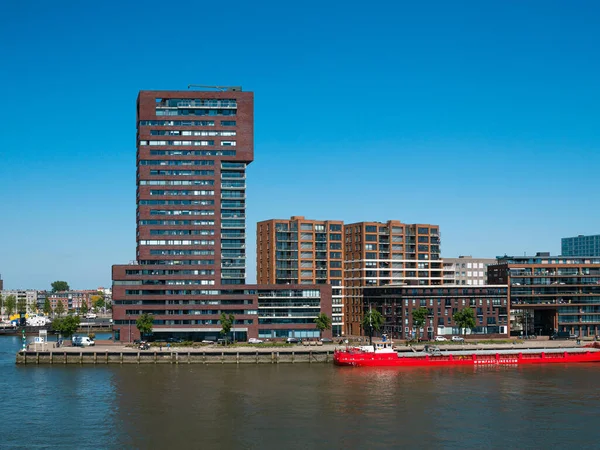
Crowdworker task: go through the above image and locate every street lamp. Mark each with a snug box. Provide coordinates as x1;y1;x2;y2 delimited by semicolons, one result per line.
128;314;132;342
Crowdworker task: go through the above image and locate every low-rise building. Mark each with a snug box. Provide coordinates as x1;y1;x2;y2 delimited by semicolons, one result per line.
46;290;97;313
363;285;509;339
112;265;332;342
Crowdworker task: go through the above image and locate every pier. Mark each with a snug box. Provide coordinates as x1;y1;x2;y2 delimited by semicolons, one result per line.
15;346;334;365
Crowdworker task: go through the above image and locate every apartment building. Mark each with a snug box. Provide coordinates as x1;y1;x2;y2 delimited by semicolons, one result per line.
257;216;344;335
488;252;600;337
112;88;332;341
442;256;496;285
0;289;37;315
344;221;442;335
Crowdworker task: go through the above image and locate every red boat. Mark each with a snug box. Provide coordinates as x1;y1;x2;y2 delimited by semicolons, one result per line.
334;339;600;367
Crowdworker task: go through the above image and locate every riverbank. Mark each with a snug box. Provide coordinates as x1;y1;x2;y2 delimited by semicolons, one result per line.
15;339;593;365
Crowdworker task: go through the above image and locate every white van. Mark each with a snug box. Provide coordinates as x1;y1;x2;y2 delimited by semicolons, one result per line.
85;313;97;319
72;336;95;347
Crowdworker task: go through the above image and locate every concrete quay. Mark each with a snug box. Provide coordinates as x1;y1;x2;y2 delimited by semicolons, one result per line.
15;344;337;365
15;339;594;365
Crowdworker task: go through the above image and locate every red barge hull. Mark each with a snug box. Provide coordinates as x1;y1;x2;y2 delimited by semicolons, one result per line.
333;349;600;367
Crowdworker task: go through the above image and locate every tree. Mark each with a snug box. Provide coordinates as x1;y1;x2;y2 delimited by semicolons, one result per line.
54;301;66;317
136;313;154;339
17;298;27;315
5;295;16;316
220;312;235;344
43;297;52;315
0;294;4;317
314;313;332;338
51;281;70;292
453;308;476;338
80;301;88;315
361;309;384;346
412;307;428;342
28;302;38;314
53;315;80;338
91;295;105;312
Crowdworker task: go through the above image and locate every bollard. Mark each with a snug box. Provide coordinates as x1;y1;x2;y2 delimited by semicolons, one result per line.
237;352;240;364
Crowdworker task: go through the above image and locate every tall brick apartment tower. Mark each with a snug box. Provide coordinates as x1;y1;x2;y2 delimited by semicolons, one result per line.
344;221;442;335
112;89;332;342
135;88;253;282
112;88;254;341
257;216;345;335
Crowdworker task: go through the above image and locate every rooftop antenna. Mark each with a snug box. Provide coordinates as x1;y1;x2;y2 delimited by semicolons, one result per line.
188;84;227;91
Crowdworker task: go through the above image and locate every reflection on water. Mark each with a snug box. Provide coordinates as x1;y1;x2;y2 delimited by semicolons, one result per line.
2;336;600;449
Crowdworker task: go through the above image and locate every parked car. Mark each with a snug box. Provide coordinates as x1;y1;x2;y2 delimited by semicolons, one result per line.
434;336;447;342
550;332;572;340
85;313;97;319
451;336;465;342
248;338;263;344
286;337;301;344
320;338;334;343
166;337;183;343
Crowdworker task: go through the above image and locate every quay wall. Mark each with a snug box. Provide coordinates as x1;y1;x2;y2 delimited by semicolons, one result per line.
16;349;334;365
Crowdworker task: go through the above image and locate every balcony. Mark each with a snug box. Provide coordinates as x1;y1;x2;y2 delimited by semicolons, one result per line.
221;201;246;209
221;243;246;249
221;181;246;190
221;173;245;180
221;233;246;239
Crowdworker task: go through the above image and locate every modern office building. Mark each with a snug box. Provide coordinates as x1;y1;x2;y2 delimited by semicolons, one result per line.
344;221;442;335
488;252;600;337
363;285;509;339
442;256;496;285
257;216;344;335
562;234;600;257
112;88;332;341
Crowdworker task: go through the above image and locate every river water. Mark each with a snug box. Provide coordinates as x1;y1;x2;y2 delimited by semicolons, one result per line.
2;336;600;449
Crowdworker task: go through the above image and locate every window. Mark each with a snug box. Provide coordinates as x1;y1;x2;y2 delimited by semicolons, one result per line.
221;141;236;146
365;235;377;242
221;121;236;126
365;226;377;232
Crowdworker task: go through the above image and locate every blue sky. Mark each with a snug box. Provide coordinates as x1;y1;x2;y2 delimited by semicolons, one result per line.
1;1;599;290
